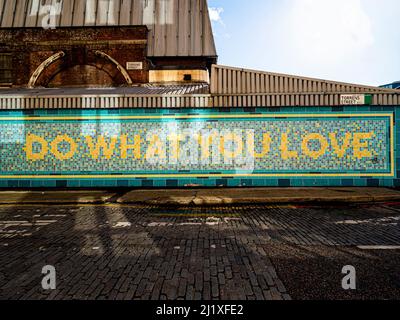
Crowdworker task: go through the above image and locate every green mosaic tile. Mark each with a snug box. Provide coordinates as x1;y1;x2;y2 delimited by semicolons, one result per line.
0;106;398;188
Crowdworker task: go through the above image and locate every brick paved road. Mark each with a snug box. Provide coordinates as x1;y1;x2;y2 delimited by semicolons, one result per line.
0;203;399;300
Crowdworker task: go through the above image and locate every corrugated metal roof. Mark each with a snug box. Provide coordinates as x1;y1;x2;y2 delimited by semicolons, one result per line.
1;90;399;110
1;92;400;109
0;83;210;96
209;65;400;107
210;92;400;108
0;83;212;109
211;65;399;95
0;0;217;58
1;67;399;110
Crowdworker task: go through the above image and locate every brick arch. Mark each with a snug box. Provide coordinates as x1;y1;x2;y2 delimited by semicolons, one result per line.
30;49;133;88
28;51;66;88
47;65;117;88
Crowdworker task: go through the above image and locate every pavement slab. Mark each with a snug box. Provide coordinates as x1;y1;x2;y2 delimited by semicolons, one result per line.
117;188;400;205
0;190;116;204
117;190;198;205
1;188;400;206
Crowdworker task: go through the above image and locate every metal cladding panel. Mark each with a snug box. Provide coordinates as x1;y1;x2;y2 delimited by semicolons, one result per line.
0;0;217;58
1;92;400;110
0;84;210;96
210;65;400;96
0;84;212;109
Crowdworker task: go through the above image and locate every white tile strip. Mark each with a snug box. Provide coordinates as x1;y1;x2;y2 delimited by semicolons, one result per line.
357;246;400;250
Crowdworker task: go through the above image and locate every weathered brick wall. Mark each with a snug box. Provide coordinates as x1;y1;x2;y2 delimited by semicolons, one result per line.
0;26;149;87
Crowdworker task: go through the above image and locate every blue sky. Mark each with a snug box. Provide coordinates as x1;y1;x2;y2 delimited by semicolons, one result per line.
208;0;400;86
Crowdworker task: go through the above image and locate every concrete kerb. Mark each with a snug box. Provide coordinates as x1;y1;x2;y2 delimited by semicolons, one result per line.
115;188;400;206
1;188;400;206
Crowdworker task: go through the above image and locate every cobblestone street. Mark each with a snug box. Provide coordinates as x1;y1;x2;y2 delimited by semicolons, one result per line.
0;203;400;300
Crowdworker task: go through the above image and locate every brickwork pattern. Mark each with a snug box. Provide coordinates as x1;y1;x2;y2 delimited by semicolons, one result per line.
1;204;400;300
0;27;148;87
0;205;291;300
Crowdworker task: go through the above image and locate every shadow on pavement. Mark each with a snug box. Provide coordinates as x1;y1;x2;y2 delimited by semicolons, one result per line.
0;204;399;300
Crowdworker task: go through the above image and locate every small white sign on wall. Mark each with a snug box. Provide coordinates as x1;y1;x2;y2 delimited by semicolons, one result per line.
340;94;370;105
126;62;143;70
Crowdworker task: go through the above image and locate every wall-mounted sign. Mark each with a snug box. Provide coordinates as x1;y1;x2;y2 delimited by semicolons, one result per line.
126;62;143;70
340;94;372;105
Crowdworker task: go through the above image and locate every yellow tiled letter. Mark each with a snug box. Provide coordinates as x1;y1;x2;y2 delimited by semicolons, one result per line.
50;135;77;161
85;135;118;160
145;134;166;160
220;133;243;159
353;132;374;159
280;132;298;160
247;132;271;158
24;134;48;161
168;133;185;161
199;132;218;160
329;133;352;158
120;135;141;160
302;133;328;160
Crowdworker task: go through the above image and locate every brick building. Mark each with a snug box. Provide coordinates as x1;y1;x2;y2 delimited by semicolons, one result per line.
0;0;217;88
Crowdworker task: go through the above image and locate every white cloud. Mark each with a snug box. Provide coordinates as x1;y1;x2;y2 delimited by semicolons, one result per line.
209;7;224;25
286;0;374;64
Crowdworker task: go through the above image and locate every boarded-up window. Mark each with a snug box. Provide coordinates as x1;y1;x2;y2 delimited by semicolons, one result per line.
0;54;12;84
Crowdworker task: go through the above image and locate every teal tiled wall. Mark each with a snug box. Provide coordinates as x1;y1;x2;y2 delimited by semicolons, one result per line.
0;106;398;188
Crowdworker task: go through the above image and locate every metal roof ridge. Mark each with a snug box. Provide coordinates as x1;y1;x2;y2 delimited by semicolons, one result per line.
213;64;399;93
